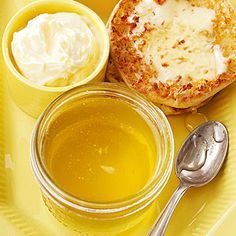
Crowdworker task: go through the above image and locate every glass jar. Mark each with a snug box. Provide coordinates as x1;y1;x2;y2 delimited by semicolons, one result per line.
31;83;174;235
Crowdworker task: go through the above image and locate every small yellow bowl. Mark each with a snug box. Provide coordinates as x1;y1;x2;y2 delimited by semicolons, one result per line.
2;0;110;118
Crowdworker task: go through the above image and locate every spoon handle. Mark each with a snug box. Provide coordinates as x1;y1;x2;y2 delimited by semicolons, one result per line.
148;183;189;236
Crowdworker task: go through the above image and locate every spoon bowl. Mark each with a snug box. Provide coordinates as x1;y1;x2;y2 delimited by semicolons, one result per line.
176;121;228;187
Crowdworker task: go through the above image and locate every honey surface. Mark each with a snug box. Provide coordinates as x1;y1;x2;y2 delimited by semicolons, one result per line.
43;97;157;203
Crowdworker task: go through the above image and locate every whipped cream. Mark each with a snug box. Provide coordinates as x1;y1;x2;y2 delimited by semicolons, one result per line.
128;0;228;83
11;13;101;87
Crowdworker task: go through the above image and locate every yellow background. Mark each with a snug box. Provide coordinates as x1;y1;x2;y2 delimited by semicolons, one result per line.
0;0;236;235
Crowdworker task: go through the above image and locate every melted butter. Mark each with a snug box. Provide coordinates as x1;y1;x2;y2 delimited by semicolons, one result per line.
130;0;215;33
185;112;208;132
129;0;228;83
43;97;158;203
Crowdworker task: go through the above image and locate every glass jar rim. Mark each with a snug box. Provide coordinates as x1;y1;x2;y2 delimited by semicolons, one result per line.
31;83;174;215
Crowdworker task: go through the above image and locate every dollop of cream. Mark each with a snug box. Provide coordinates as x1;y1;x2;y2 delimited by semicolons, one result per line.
11;13;100;87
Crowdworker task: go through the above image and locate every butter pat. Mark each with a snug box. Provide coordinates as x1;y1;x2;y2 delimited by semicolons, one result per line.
11;13;101;87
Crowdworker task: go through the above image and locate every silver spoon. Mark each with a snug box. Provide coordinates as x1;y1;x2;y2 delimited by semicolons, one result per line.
148;121;228;236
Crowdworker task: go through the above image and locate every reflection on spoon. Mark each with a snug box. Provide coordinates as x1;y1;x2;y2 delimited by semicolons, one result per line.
177;133;208;172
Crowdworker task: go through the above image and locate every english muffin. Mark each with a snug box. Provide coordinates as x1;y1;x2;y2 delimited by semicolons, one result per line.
109;0;236;109
106;56;213;115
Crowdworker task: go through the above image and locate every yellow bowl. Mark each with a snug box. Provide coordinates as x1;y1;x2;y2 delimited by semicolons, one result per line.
2;0;110;118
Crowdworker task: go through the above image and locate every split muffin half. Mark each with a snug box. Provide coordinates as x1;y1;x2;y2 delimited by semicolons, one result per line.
107;0;236;114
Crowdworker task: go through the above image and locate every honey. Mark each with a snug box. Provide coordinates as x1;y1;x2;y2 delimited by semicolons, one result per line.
43;97;158;203
185;112;208;132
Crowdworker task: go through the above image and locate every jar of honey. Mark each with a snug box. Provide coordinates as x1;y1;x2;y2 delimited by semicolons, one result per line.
31;83;174;235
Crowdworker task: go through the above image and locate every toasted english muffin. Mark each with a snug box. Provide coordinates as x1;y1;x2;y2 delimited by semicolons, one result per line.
157;97;213;115
106;56;213;115
109;0;236;109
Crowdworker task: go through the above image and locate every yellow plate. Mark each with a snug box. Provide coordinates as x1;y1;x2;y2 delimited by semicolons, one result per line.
1;0;236;235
